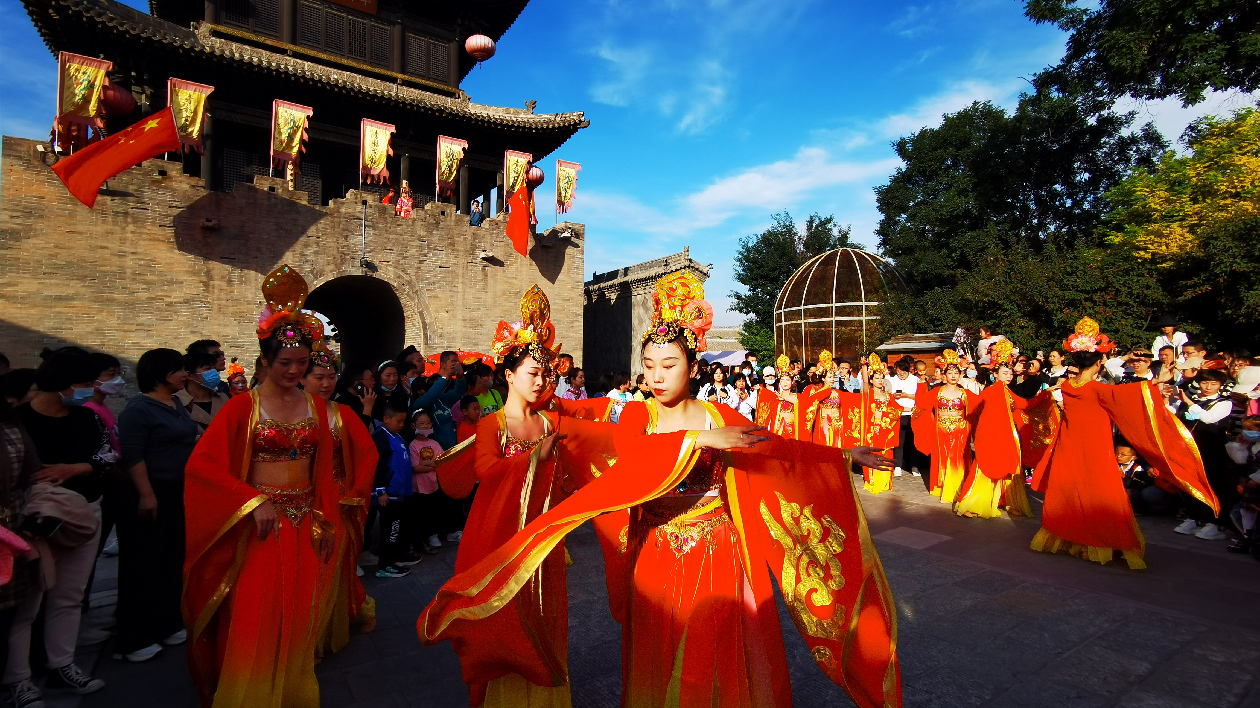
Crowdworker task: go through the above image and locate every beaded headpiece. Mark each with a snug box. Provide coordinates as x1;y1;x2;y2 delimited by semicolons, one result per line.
868;353;887;375
641;271;714;354
935;348;962;371
817;349;835;373
490;285;567;379
1064;316;1115;354
255;264;330;358
990;339;1015;366
776;354;791;378
310;345;340;371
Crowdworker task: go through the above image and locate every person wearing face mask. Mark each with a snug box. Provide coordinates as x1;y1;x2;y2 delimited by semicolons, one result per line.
174;351;228;437
372;361;412;427
7;348;111;702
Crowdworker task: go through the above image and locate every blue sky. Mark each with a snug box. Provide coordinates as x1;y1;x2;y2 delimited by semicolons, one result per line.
2;0;1252;324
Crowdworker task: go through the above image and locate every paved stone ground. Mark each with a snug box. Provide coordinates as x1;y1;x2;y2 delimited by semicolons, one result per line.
51;476;1260;707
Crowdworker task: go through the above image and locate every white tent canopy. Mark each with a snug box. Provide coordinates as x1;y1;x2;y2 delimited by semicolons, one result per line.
700;350;749;367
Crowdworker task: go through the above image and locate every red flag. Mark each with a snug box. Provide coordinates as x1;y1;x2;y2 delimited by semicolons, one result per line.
51;108;181;208
506;180;532;256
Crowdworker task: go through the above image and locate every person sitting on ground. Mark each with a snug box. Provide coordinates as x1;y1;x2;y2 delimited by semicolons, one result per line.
175;350;228;437
372;402;414;578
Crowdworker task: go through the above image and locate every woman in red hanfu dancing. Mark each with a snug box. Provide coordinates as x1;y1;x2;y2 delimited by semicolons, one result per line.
183;265;342;707
1029;317;1217;569
853;354;903;495
955;341;1035;519
912;350;977;504
756;355;810;439
301;345;380;654
420;271;904;708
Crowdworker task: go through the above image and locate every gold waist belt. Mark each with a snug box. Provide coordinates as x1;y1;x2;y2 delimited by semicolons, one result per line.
642;498;729;556
255;484;314;527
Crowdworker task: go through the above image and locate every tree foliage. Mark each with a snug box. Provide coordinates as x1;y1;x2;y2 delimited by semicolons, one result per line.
1103;107;1260;342
1025;0;1260;106
875;92;1166;291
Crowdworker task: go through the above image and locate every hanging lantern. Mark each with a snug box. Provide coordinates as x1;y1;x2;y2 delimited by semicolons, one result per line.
465;34;496;62
525;164;544;189
100;83;136;117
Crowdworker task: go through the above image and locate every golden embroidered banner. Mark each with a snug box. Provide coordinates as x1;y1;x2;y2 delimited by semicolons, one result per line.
270;100;312;169
555;160;580;214
167;78;214;152
57;52;112;129
503;150;532;195
360;118;395;184
436;135;467;198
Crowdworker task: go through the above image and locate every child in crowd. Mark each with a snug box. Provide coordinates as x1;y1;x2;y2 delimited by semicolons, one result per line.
1226;415;1260;559
607;370;633;423
409;410;444;555
371;403;415;577
1118;441;1177;515
457;395;481;443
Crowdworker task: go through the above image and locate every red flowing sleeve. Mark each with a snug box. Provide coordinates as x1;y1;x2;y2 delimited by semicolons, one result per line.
973;383;1022;480
756;389;780;429
1017;390;1061;477
797;386;831;441
911;383;936;457
1097;382;1219;514
338;404;378;505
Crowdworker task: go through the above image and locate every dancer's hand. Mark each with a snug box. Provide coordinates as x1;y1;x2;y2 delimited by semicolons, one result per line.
539;431;568;461
851;446;894;470
253;501;279;541
697;425;768;450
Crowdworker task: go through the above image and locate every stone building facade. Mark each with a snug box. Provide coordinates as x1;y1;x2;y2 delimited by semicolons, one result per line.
0;136;585;378
583;249;708;378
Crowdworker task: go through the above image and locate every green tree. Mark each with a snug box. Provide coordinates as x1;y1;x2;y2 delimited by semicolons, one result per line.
875;92;1165;291
1025;0;1260;106
730;211;853;360
1102;107;1260;344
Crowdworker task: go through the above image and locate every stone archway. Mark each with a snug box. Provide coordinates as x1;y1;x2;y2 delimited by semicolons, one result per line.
305;275;406;374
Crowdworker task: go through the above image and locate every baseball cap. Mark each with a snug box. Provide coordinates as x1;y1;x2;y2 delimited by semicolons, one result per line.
762;366;776;377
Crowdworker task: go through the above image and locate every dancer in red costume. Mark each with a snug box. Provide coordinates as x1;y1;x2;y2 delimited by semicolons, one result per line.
912;350;976;504
798;350;845;447
301;348;379;654
756;355;809;439
1029;317;1218;569
420;271;903;708
955;344;1034;519
183;265;342;707
852;354;902;495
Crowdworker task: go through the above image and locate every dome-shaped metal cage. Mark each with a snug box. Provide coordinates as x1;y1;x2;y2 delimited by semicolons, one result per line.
773;248;906;363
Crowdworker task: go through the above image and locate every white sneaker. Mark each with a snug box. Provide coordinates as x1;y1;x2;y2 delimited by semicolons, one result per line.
162;629;187;646
910;468;922;477
101;537;120;558
446;531;463;543
893;467;903;477
113;644;162;663
1195;525;1228;540
427;534;442;548
1173;519;1200;535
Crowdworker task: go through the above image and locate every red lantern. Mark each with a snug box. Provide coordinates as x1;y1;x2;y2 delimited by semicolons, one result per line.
100;83;136;116
526;165;544;189
465;34;496;62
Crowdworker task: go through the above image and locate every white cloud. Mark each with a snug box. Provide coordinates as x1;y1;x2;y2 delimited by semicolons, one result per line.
1116;90;1260;146
878;79;1022;138
588;42;651;108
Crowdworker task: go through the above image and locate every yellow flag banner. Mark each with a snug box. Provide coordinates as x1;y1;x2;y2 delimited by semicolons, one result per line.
436;135;468;198
57;52;112;129
270;100;313;169
167;78;214;152
556;160;581;214
504;150;532;196
360;119;395;184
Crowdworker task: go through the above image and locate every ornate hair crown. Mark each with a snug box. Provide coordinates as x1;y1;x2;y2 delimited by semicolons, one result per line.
776;354;791;378
935;348;963;370
256;265;333;367
867;352;887;375
1064;316;1115;354
490;285;567;378
641;271;714;353
817;349;835;372
990;338;1015;366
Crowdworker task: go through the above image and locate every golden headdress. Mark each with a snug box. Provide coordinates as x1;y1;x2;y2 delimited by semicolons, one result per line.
225;362;246;379
641;271;714;353
867;352;887;375
310;345;340;371
990;338;1015;366
490;285;567;378
776;354;791;378
817;349;835;372
1064;316;1115;354
935;348;962;370
256;265;327;353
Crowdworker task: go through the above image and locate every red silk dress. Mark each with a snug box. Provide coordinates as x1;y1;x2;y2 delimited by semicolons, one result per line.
183;390;340;708
955;383;1034;519
316;401;379;655
844;393;901;495
419;400;902;708
1029;380;1218;569
911;384;975;504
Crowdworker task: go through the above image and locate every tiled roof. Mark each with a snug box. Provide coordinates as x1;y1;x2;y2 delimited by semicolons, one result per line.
24;0;588;133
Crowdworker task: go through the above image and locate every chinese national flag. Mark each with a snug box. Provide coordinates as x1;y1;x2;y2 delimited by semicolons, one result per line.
51;107;182;208
505;180;532;256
